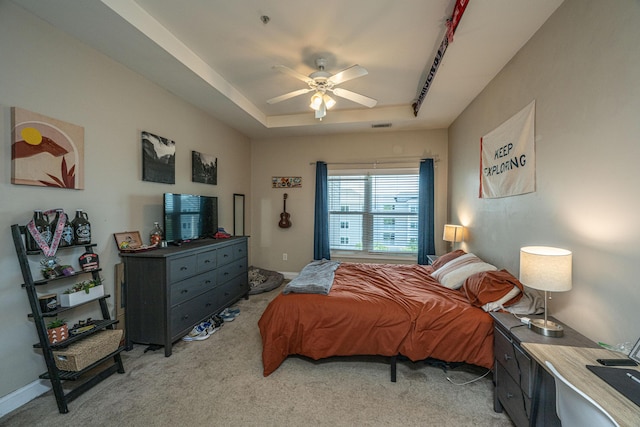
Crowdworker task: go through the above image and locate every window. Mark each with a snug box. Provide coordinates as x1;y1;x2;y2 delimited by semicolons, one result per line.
328;170;419;256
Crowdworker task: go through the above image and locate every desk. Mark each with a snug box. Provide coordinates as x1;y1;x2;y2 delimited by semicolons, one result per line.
523;343;640;427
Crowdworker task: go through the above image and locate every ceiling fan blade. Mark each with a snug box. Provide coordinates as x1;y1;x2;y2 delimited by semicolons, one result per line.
328;65;368;85
273;65;314;85
267;88;313;104
332;88;377;108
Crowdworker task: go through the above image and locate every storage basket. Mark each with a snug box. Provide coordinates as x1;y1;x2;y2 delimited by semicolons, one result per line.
53;329;122;371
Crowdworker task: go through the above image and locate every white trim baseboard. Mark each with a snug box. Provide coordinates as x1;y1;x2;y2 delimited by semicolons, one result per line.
281;271;299;280
0;380;50;418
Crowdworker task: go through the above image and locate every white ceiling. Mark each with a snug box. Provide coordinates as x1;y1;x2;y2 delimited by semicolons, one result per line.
12;0;563;139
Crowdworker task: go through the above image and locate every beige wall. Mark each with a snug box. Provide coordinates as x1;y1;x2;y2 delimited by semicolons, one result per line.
0;3;250;400
448;0;640;345
250;130;448;273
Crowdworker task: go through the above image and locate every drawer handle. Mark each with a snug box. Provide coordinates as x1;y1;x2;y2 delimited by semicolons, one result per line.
181;290;188;294
503;354;512;361
223;254;229;257
224;272;229;276
206;303;211;307
225;292;230;296
204;260;210;264
180;266;188;271
506;392;514;399
205;280;211;284
182;315;189;320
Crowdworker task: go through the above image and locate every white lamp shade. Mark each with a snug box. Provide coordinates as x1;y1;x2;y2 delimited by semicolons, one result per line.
443;224;463;243
519;246;572;292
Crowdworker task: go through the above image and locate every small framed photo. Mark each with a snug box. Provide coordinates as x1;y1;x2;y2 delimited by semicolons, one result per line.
113;231;156;252
630;337;640;364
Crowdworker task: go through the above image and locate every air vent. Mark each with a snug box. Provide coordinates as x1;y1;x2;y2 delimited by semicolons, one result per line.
372;123;392;128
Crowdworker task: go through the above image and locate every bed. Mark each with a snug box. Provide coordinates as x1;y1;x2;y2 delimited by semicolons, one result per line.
258;251;528;379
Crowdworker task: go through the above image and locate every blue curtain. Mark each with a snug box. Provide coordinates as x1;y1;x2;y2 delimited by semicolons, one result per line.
314;161;330;260
417;159;435;265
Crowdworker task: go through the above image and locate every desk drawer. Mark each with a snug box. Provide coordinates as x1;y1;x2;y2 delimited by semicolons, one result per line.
170;270;217;306
496;362;531;427
495;327;534;397
169;256;197;283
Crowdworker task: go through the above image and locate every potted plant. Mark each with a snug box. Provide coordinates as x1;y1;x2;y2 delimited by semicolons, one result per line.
46;319;68;344
60;278;104;307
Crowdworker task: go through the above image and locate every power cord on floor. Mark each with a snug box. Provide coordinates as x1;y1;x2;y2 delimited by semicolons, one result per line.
446;368;491;386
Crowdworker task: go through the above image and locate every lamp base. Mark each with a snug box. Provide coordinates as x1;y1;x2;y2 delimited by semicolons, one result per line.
529;318;564;337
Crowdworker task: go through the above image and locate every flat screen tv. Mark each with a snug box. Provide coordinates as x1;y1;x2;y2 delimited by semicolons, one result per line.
163;193;218;242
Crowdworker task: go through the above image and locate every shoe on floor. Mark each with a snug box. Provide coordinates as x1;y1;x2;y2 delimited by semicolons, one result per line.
182;320;212;341
219;310;235;322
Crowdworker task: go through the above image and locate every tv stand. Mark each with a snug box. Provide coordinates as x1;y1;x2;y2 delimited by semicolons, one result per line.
120;237;248;356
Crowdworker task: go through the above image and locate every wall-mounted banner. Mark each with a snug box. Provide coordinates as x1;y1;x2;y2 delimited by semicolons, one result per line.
480;100;536;198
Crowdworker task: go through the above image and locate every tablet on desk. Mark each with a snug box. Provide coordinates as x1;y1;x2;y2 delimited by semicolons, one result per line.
586;365;640;407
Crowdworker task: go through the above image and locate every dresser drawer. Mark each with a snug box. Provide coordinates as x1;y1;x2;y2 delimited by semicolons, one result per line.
217;245;235;266
168;255;197;283
217;258;247;283
196;249;217;273
232;241;247;260
170;288;218;337
217;274;248;308
170;270;217;306
496;362;531;427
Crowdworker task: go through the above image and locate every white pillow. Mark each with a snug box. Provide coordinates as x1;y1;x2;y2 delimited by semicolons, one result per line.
431;253;497;289
481;285;521;312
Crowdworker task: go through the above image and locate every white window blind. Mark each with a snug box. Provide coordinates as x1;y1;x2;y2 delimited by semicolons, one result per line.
328;170;419;256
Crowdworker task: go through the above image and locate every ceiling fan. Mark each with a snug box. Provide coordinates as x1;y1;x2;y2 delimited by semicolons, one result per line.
267;58;377;120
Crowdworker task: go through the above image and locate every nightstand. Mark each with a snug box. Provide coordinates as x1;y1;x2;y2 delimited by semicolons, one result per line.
490;312;598;427
426;254;438;266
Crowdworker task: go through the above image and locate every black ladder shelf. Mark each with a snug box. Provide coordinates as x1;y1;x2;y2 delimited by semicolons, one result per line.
11;224;125;414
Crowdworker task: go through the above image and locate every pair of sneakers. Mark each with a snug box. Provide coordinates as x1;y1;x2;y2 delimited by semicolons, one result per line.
219;306;240;322
182;315;224;342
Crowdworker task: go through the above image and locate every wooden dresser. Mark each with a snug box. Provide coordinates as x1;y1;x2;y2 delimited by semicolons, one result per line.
490;312;599;427
121;237;248;356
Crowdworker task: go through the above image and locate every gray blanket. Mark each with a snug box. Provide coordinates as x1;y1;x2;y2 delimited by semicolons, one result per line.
282;259;340;295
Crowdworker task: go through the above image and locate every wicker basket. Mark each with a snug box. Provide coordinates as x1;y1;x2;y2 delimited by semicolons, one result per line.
53;329;122;371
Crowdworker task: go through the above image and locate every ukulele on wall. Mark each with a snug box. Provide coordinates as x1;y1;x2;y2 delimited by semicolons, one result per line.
279;193;292;228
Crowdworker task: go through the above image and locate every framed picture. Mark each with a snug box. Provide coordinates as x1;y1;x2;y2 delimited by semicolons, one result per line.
11;107;85;189
272;176;302;188
142;131;175;184
192;150;217;185
630;337;640;364
113;231;155;252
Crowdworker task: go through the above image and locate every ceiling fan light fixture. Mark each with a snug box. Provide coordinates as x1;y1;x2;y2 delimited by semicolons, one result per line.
323;94;336;110
310;92;323;111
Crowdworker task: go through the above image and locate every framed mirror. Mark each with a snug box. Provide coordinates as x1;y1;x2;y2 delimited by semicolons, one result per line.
233;193;245;236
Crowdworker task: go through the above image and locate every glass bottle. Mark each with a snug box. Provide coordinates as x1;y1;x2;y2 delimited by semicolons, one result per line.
72;209;91;245
150;222;163;246
26;210;51;251
52;209;74;247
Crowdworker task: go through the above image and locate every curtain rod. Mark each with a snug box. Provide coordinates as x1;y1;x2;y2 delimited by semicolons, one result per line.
309;157;438;166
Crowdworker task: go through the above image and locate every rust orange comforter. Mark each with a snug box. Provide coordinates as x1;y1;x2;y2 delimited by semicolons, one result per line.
258;262;494;376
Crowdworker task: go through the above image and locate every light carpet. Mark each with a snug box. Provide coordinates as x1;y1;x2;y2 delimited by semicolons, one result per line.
1;286;514;426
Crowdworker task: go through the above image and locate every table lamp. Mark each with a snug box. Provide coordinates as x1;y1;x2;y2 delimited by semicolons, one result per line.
519;246;572;337
443;224;463;250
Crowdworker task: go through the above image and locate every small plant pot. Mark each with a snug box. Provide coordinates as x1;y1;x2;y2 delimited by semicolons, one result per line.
47;324;68;344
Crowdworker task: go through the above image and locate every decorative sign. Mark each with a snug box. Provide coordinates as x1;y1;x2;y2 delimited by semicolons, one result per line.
412;0;469;116
272;176;302;188
480;101;536;199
